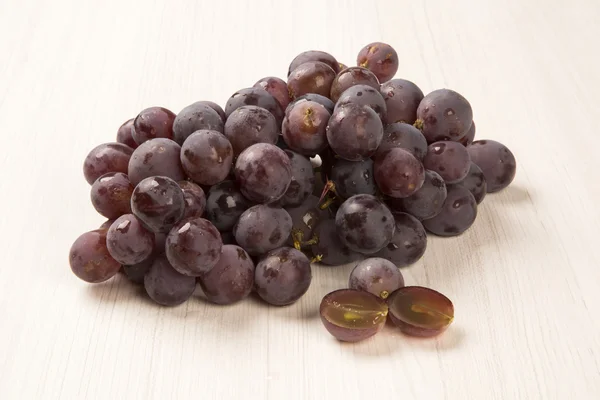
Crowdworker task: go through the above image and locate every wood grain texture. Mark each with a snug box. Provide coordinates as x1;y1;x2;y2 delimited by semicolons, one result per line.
1;0;599;398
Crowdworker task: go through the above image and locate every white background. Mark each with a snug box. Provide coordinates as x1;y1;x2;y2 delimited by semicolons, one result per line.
1;0;599;399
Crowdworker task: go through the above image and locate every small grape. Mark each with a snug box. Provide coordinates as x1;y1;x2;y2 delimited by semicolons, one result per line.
233;205;292;256
377;122;428;160
374;148;425;198
144;254;196;306
453;162;487;204
205;180;253;231
423;141;471;184
288;50;340;76
349;257;405;299
282;150;315;207
372;213;427;267
459;121;476;146
106;214;155;265
116;118;137;148
282;100;330;156
357;42;399;83
395;170;447;220
334;84;387;120
180;130;233;185
178;180;206;219
224;105;279;156
330;67;380;102
254;247;312;306
422;185;477;236
224;87;284;126
254;76;290;110
416;89;473;142
131;176;186;233
90;172;133;219
172;101;224;145
69;230;121;283
286;94;335;115
380;79;424;124
309;220;362;266
287;61;337;99
467;139;516;193
127;138;186;186
326;103;383;161
83;142;133;185
330;158;376;199
132;106;176;145
197;101;226;123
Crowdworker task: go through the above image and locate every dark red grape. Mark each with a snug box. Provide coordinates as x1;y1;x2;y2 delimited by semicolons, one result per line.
282;150;315;207
122;258;153;284
287;61;336;99
165;217;223;276
380;79;424;124
83;142;133;185
334;84;387;120
330;67;379;102
453;162;487;204
459;121;476;146
180;130;233;185
372;213;427;267
172;101;224;145
198;245;254;305
330;158;376;199
127;138;186;186
395;170;447;220
377;122;428;160
131;176;186;233
467;140;516;193
234;143;292;204
374;148;425;198
224;105;279;156
99;219;115;230
69;230;121;283
233;205;292;256
90;172;133;219
416;89;473;142
106;214;155;265
288;50;340;76
349;257;405;299
320;289;388;342
254;247;312;306
144;254;196;306
205;180;253;231
254;76;290;110
132;106;176;145
310;220;362;266
116;118;137;148
357;42;399;83
282;100;330;156
178;180;206;219
423;141;471;184
286;94;335;115
197;101;226;122
326;103;383;161
422;185;477;236
224;87;284;126
335;194;395;254
286;195;325;247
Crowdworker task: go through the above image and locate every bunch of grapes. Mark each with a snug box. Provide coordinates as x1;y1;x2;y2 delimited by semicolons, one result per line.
70;42;516;343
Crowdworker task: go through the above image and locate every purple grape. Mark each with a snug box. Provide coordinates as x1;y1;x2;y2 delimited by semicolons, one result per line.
205;180;252;231
326;103;383;161
282;150;315;207
116;118;137;148
180;130;233;185
233;205;292;256
334;84;387;120
69;230;121;283
310;219;362;266
166;217;223;276
454;162;487;204
423;141;471;184
234;143;292;204
144;254;196;306
198;101;226;122
127;138;186;186
349;257;405;298
224;87;284;126
287;61;337;99
282;100;330;156
198;245;255;305
122;259;153;284
357;42;399;83
131;176;186;233
459;121;476;146
380;79;424;124
393;170;447;220
83;142;133;185
288;50;340;76
416;89;473;142
132;106;176;145
335;194;395;254
254;76;290;110
254;247;312;306
90;172;133;219
286;94;334;115
172;101;224;145
377;122;428;160
330;158;376;199
422;185;477;236
330;67;380;103
372;213;427;267
224;105;279;156
467;140;516;193
106;214;155;265
178;180;206;219
374;148;425;198
99;219;115;230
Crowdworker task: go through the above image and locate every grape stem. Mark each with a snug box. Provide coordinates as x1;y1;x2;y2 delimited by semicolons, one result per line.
291;229;304;251
413;119;424;130
310;254;323;263
302;234;319;246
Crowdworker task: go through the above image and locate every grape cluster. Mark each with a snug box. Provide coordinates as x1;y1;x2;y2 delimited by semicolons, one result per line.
70;42;516;342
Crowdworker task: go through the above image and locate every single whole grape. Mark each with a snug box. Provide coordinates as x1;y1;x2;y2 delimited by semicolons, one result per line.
90;172;133;219
127;138;186;186
357;42;399;83
423;141;471;184
288;50;340;76
287;61;337;99
372;213;427;267
205;180;253;231
254;76;291;109
422;185;477;236
326;103;383;161
334;84;387;120
106;214;155;265
83;142;133;185
130;176;186;233
282;150;315;207
454;162;487;204
282;100;330;156
144;254;196;306
180;130;233;185
330;158;376;199
132;106;176;145
172;101;224;145
224;105;279;156
224;87;284;126
467;139;516;193
116;118;137;148
377;122;428;160
197;101;226;122
330;67;380;102
286;94;335;115
349;257;405;299
374;148;425;198
233;205;292;256
396;170;447;220
178;181;206;219
416;89;473;142
310;219;362;266
69;230;121;283
380;79;424;124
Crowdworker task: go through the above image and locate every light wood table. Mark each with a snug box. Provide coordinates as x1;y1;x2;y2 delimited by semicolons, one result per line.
1;0;598;399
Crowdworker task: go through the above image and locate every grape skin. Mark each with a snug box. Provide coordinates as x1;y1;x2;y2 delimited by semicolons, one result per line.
197;101;226;123
106;214;155;265
453;162;487;204
233;205;292;256
376;122;428;160
205;180;253;231
83;142;133;185
224;87;284;126
180;130;233;185
130;176;186;233
127;138;186;186
116;118;137;148
144;254;196;306
467;139;516;193
326;103;383;161
396;170;447;220
330;158;376;199
254;247;312;306
423;141;471;184
90;172;133;219
224;105;279;156
172;101;224;145
422;185;477;236
334;84;387;121
288;61;337;99
282;150;315;207
380;79;424;124
288;50;340;76
330;67;380;102
357;42;399;83
310;219;362;266
286;94;335;115
178;180;206;219
372;213;427;267
282;100;330;156
335;194;395;255
254;76;291;110
69;229;121;283
459;121;476;146
122;233;166;284
349;257;405;298
416;89;473;142
285;195;325;247
374;148;425;198
132;106;176;145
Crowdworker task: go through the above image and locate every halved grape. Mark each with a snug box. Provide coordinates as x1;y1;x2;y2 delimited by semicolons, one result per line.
233;205;292;256
127;138;186;186
422;185;477;236
282;100;330;156
374;148;425;198
357;42;399;83
282;150;315;207
349;257;404;300
144;254;196;306
395;170;447;220
380;79;424;124
416;89;473;142
423;141;471;184
224;105;279;156
131;176;186;233
330;67;380;102
205;180;253;231
83;142;133;185
467;140;516;193
107;214;155;265
116;118;137;148
178;180;206;219
377;122;428;160
334;84;387;120
453;162;487;204
286;94;335;115
372;213;427;267
254;76;291;110
459;121;476;146
310;220;362;266
330;158;376;199
387;286;454;337
172;101;224;145
90;172;133;219
320;289;388;342
224;87;284;126
288;50;340;76
287;61;337;99
69;230;121;283
326;103;383;161
132;106;176;145
180;130;233;185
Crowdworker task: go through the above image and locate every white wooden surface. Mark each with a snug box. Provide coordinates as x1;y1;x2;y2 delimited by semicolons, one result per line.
1;0;599;399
